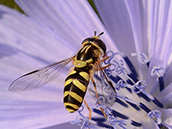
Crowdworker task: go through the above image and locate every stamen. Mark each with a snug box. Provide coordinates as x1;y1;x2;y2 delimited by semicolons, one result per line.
116;80;126;90
151;66;165;91
84;50;167;128
132;80;146;94
96;104;128;129
116;98;129;107
131;52;150;65
117;95;140;111
158;76;165;91
71;106;98;129
130;120;142;127
139;103;151;113
148;110;162;125
109;116;127;129
151;66;163;77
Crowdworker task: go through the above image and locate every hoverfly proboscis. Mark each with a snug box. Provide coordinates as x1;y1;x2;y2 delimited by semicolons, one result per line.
9;31;116;119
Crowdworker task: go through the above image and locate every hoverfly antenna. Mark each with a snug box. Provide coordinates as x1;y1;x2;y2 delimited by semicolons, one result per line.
94;31;97;36
98;32;104;37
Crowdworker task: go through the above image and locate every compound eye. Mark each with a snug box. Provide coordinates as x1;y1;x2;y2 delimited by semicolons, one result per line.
94;39;106;54
82;38;94;44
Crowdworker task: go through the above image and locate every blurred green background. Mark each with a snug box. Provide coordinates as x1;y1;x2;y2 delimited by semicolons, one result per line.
0;0;97;15
0;0;23;12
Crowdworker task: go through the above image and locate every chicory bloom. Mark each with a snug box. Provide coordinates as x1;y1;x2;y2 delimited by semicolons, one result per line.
0;0;172;129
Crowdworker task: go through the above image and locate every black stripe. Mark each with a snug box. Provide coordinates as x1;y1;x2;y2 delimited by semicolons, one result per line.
64;83;86;98
65;106;77;112
64;95;82;108
65;69;89;86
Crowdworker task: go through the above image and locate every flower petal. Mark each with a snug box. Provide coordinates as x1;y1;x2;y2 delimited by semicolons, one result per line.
15;0;117;51
94;0;152;78
0;100;79;129
0;5;73;64
149;0;172;68
141;1;172;93
160;109;172;128
156;82;172;107
94;0;139;54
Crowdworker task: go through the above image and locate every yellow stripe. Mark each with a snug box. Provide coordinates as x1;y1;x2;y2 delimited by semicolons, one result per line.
73;79;87;92
64;103;79;109
65;79;73;86
66;108;75;113
79;72;89;81
85;45;91;53
69;70;76;76
80;45;88;53
64;91;69;98
64;91;83;103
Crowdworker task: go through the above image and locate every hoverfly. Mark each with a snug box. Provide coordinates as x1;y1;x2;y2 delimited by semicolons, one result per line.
9;32;116;119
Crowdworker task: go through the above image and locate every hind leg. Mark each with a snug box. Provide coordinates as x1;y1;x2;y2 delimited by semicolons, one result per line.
90;76;107;118
83;100;91;120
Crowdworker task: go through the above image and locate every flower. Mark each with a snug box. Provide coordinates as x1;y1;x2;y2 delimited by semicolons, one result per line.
0;0;172;129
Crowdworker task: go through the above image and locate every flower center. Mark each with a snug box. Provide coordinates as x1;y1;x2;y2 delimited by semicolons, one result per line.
72;51;167;129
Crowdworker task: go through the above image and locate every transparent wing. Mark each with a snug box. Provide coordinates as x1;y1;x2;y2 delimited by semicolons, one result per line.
9;56;75;92
89;64;116;107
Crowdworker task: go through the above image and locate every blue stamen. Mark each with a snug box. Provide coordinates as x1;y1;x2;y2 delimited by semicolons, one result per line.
95;105;128;129
131;52;149;65
138;92;151;101
146;61;150;67
116;79;133;93
152;97;164;108
93;108;104;116
111;109;129;119
125;87;133;93
106;72;121;83
133;80;146;94
158;123;169;129
151;66;165;92
123;56;138;78
71;106;99;129
109;116;127;129
126;79;135;85
127;73;138;83
94;74;102;82
130;120;142;127
85;51;167;129
126;100;140;111
148;110;162;125
139;103;151;113
151;66;163;77
117;95;140;111
116;80;126;90
116;98;129;107
96;121;113;129
158;76;165;91
91;117;106;122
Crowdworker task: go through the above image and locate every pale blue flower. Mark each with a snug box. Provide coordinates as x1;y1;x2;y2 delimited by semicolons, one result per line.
0;0;171;129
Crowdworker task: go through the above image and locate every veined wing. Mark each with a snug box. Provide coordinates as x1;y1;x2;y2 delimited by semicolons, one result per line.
9;56;75;92
89;64;116;107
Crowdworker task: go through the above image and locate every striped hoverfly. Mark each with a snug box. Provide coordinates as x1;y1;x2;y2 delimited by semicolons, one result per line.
9;32;116;119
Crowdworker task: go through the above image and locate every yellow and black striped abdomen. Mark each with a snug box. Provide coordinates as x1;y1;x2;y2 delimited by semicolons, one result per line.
64;68;90;113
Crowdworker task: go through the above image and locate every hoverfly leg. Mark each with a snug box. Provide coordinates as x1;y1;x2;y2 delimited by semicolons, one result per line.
101;64;111;70
83;99;91;120
90;76;107;118
100;56;110;62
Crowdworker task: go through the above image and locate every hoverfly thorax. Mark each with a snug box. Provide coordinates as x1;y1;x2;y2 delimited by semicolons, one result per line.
81;35;106;56
74;35;106;69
